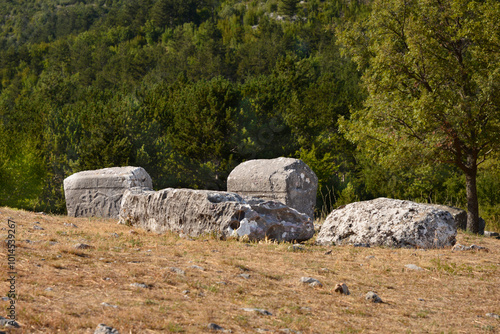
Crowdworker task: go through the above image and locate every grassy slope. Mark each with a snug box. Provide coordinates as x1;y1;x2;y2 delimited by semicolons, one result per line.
0;206;499;333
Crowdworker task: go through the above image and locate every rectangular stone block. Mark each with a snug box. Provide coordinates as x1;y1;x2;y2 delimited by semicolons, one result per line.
63;166;152;218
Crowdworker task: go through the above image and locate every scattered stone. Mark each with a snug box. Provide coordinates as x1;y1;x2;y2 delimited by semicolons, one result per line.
300;307;311;312
288;244;305;251
45;287;54;291
242;308;272;316
111;233;119;238
208;323;224;331
365;291;383;303
130;283;149;289
366;256;375;259
334;283;350;295
353;243;370;248
94;323;120;334
170;267;186;275
317;198;457;248
486;313;500;319
418;298;425;302
33;221;40;224
0;297;9;301
452;243;488;252
101;302;118;308
36;212;47;215
216;281;227;285
324;250;332;255
74;243;93;250
405;264;424;271
239;274;251;279
33;225;44;230
484;231;499;238
64;223;78;228
280;329;302;334
227;157;318;219
182;290;190;295
190;265;205;271
119;188;314;242
0;316;20;328
300;277;323;287
64;166;152;218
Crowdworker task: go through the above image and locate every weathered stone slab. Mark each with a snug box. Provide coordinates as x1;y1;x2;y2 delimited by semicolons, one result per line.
118;187;314;242
316;198;456;248
227;157;318;219
64;167;152;218
426;204;485;234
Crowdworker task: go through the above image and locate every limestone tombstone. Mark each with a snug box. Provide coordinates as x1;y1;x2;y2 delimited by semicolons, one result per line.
316;198;457;248
119;187;314;242
64;166;152;218
227;157;318;219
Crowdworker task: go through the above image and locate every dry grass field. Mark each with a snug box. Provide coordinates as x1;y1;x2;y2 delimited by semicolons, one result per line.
1;206;499;334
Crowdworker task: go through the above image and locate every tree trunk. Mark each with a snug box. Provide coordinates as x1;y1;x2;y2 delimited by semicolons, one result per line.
465;163;480;234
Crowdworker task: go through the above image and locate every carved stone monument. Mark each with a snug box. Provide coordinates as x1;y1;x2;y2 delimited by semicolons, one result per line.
119;187;314;242
227;157;318;219
64;166;152;218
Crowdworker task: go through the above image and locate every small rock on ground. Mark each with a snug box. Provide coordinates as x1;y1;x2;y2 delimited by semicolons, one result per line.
242;308;272;316
0;316;20;328
130;283;149;289
33;225;44;230
334;283;350;295
239;274;251;279
101;302;118;308
207;323;224;330
484;231;499;238
74;243;93;249
288;244;305;251
190;265;205;271
170;267;186;275
94;323;120;334
486;313;500;319
280;329;302;334
365;291;382;303
300;277;322;287
64;223;78;228
405;264;424;271
452;243;488;252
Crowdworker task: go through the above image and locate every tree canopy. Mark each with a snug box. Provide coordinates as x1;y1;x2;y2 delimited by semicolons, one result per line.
339;0;500;232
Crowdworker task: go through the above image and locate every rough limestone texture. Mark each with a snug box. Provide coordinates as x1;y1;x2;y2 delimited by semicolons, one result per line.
227;157;318;219
316;198;457;248
119;187;314;242
64;167;152;218
426;204;485;233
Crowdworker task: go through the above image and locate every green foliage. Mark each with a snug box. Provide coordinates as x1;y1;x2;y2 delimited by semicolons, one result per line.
338;0;500;232
279;0;299;17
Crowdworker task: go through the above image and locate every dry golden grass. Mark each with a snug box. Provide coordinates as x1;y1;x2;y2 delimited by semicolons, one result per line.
1;206;499;334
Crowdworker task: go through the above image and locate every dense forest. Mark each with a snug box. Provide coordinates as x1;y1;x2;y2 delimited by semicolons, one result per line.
0;0;498;230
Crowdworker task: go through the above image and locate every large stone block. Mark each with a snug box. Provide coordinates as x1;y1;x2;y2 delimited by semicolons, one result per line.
118;187;314;242
316;198;457;248
425;204;485;234
227;157;318;219
64;167;152;218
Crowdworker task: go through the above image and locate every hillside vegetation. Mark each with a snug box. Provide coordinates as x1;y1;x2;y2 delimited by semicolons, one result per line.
0;0;498;231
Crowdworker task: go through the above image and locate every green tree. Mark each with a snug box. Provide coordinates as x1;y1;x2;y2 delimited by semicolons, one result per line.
339;0;500;233
279;0;299;17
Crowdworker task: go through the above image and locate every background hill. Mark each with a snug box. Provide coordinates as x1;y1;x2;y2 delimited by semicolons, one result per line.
0;0;498;231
